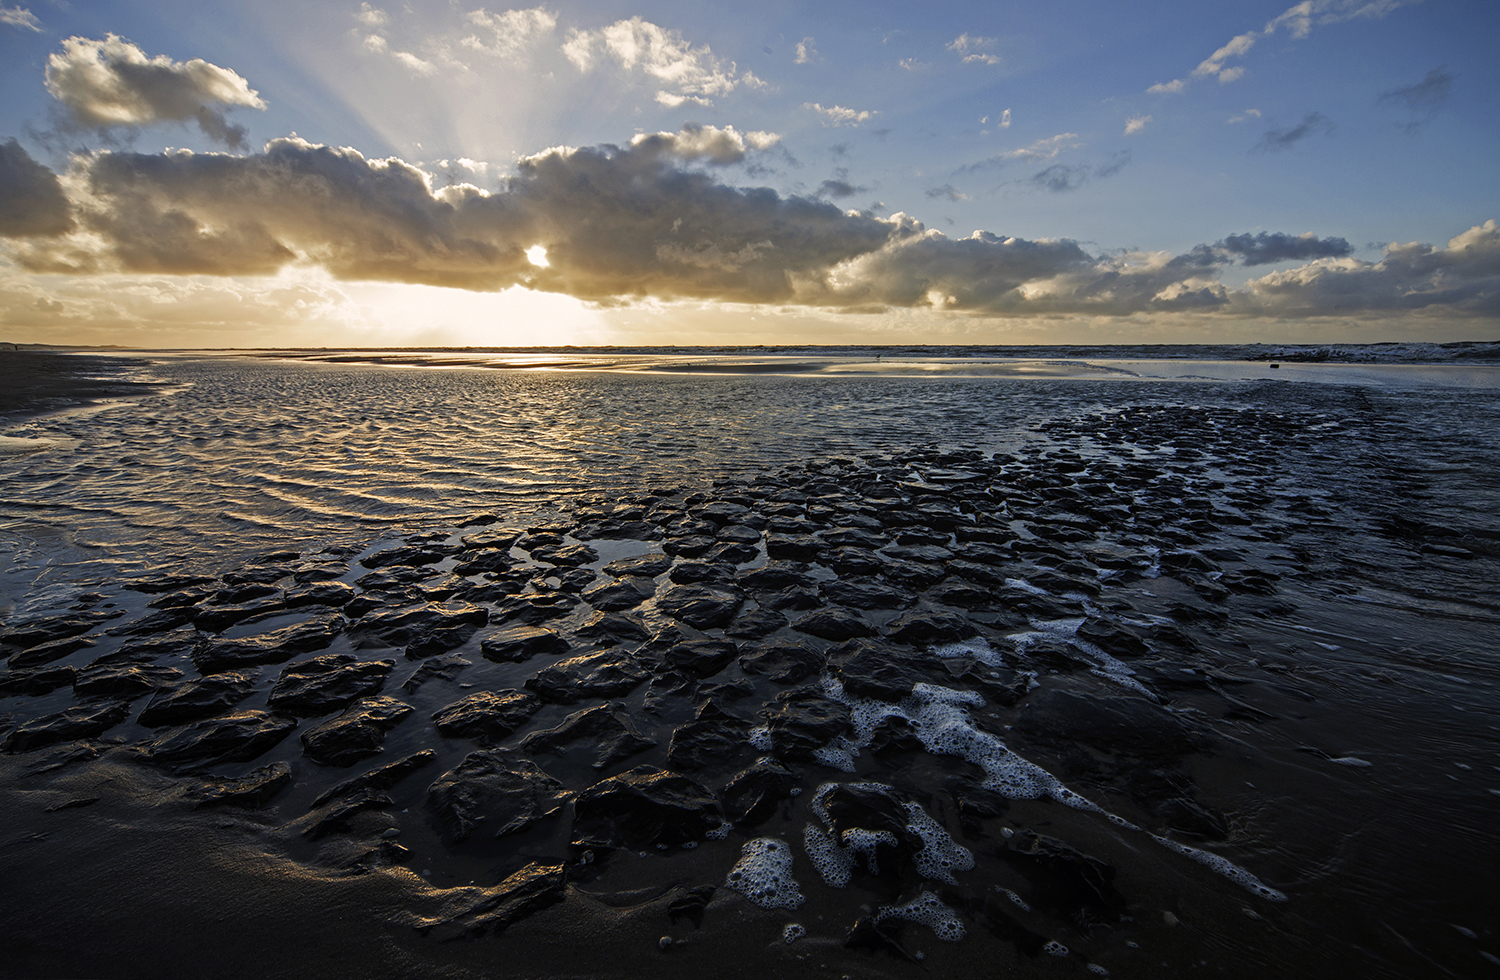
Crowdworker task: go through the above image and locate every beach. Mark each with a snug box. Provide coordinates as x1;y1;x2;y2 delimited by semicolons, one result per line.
1;347;1498;979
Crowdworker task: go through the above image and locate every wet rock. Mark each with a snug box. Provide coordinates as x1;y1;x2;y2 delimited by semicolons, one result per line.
479;625;570;664
663;535;716;558
73;652;184;699
400;653;470;693
0;665;77;696
121;572;217;595
361;545;449;569
492;593;576;626
735;563;817;592
137;670;258;727
766;534;821;562
144;710;297;767
572;766;721;849
822;528;887;549
2;610;121;649
8;635;97;671
760;586;823;611
452;550;515;576
284;581;355;609
658;585;743;630
310;750;437;808
792;608;876;641
460;527;522;550
738;642;823;685
191;595;286;633
267;655;394;717
348;602;488;649
1016;682;1203;758
667;709;752;771
829;640;931;701
1001;830;1127;926
694;501;753;526
573;612;651;647
721;758;798;825
531;544;599;568
818;781;913;843
716;524;763;544
404;619;481;659
604;554;673;578
867;716;926;755
20;739;106;776
293;563;347;583
667;561;732;585
926;580;993;609
526;651;650;703
1074;619;1152;659
843;916;919;962
724;607;788;639
582;578;655;611
2;700;132;752
400;861;567;939
879;560;947;590
976;894;1049;958
664;639;739;679
822;579;912;610
825;548;886;577
189;762;292;809
427;748;569;843
702;542;759;565
192;614;345;675
301;696;414;767
762;689;852;760
883;609;976;646
305;787;394;839
521;703;657;769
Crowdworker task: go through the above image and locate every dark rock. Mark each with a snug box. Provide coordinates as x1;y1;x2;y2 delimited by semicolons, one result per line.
667;561;732;585
879;560;947;590
521;703;657;769
766;534;821;562
792;608;876;641
2;610;121;649
822;528;886;549
658;585;743;629
761;587;823;611
8;635;97;671
882;544;954;564
400;653;470;693
479;625;570;663
724;607;788;639
20;739;106;776
664;639;739;678
357;567;438;591
404;619;481;659
721;758;798;825
702;542;759;565
1001;830;1127;926
829;640;930;701
73;652;184;699
426;748;569;843
305;787;394;839
573;612;651;646
121;573;217;595
763;689;852;760
284;581;355;609
976;894;1049;958
735;563;817;592
582;578;655;611
310;750;437;808
817;781;912;843
1015;682;1203;758
825;548;886;577
667;885;717;929
361;545;448;569
189;762;292;809
822;579;912;610
739;642;822;685
667;713;752;771
301;696;414;767
452;550;515;576
694;501;752;526
267;655;394;716
526;651;650;703
883;609;976;646
604;554;673;578
867;716;926;755
715;524;762;544
531;544;599;567
460;527;522;550
2;700;131;752
844;917;920;963
662;535;716;558
1075;619;1152;659
927;580;993;609
400;861;567;939
0;665;77;696
492;593;575;626
192;614;345;674
190;596;286;633
143;710;297;767
572;766;721;849
348;602;488;648
137;670;257;727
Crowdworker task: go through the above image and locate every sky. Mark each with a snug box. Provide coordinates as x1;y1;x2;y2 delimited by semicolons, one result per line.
0;0;1496;348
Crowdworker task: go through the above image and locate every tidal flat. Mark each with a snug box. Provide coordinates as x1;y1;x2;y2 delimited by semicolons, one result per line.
1;347;1497;980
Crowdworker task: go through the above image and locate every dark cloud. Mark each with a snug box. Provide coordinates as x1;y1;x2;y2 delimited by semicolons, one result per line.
1379;67;1453;112
829;143;849;157
924;184;967;202
816;167;867;199
1030;164;1088;193
0;139;74;237
1254;112;1334;152
4;127;1496;320
1218;231;1352;266
1094;150;1131;178
44;35;265;148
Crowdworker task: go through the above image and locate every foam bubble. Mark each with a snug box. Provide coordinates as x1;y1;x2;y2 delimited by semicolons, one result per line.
1044;940;1070;957
931;637;1003;666
725;838;805;910
875;891;965;942
782;923;806;944
748;726;772;751
1151;835;1288;902
802;822;853;888
903;801;974;884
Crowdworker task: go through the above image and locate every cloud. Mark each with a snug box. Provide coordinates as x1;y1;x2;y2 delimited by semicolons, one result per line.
980;108;1012;129
1149;0;1421;94
947;33;999;64
1124;115;1151;135
462;6;558;60
1;4;40;30
1254;111;1334;151
1217;231;1353;265
925;184;968;202
794;37;817;65
629;123;780;164
803;103;876;127
44;35;266;148
0;140;74;237
955;133;1083;172
5;130;1493;320
1227;108;1262;123
1379;66;1453;130
563;17;740;107
1030;164;1088;193
355;3;389;28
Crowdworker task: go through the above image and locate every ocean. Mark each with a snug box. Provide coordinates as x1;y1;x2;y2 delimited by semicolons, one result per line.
0;345;1497;979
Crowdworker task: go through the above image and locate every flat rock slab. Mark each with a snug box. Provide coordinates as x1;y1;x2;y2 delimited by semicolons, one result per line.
348;603;488;648
1;700;132;753
398;861;567;939
822;579;913;610
883;609;977;646
311;750;437;809
143;710;297;767
432;690;540;742
526;651;649;703
192;614;346;675
2;610;121;649
603;554;673;578
572;766;721;849
189;762;292;809
268;655;395;716
663;639;739;678
657;585;743;629
667;714;753;772
829;640;933;701
426;748;569;843
739;642;822;685
735;563;817;592
8;635;98;671
137;670;258;727
580;578;655;611
763;689;853;760
190;596;287;633
301;696;414;767
721;758;798;825
793;608;877;641
520;704;656;769
73;653;184;699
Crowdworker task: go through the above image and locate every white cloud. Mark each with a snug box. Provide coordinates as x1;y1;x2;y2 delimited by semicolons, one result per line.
461;6;557;59
1;5;41;31
392;50;438;75
355;3;389;28
1228;108;1262;123
947;33;996;55
803;103;876;127
1124;115;1152;135
794;37;817;65
563;17;740;105
1148;78;1185;94
1002;133;1081;161
44;35;266;147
